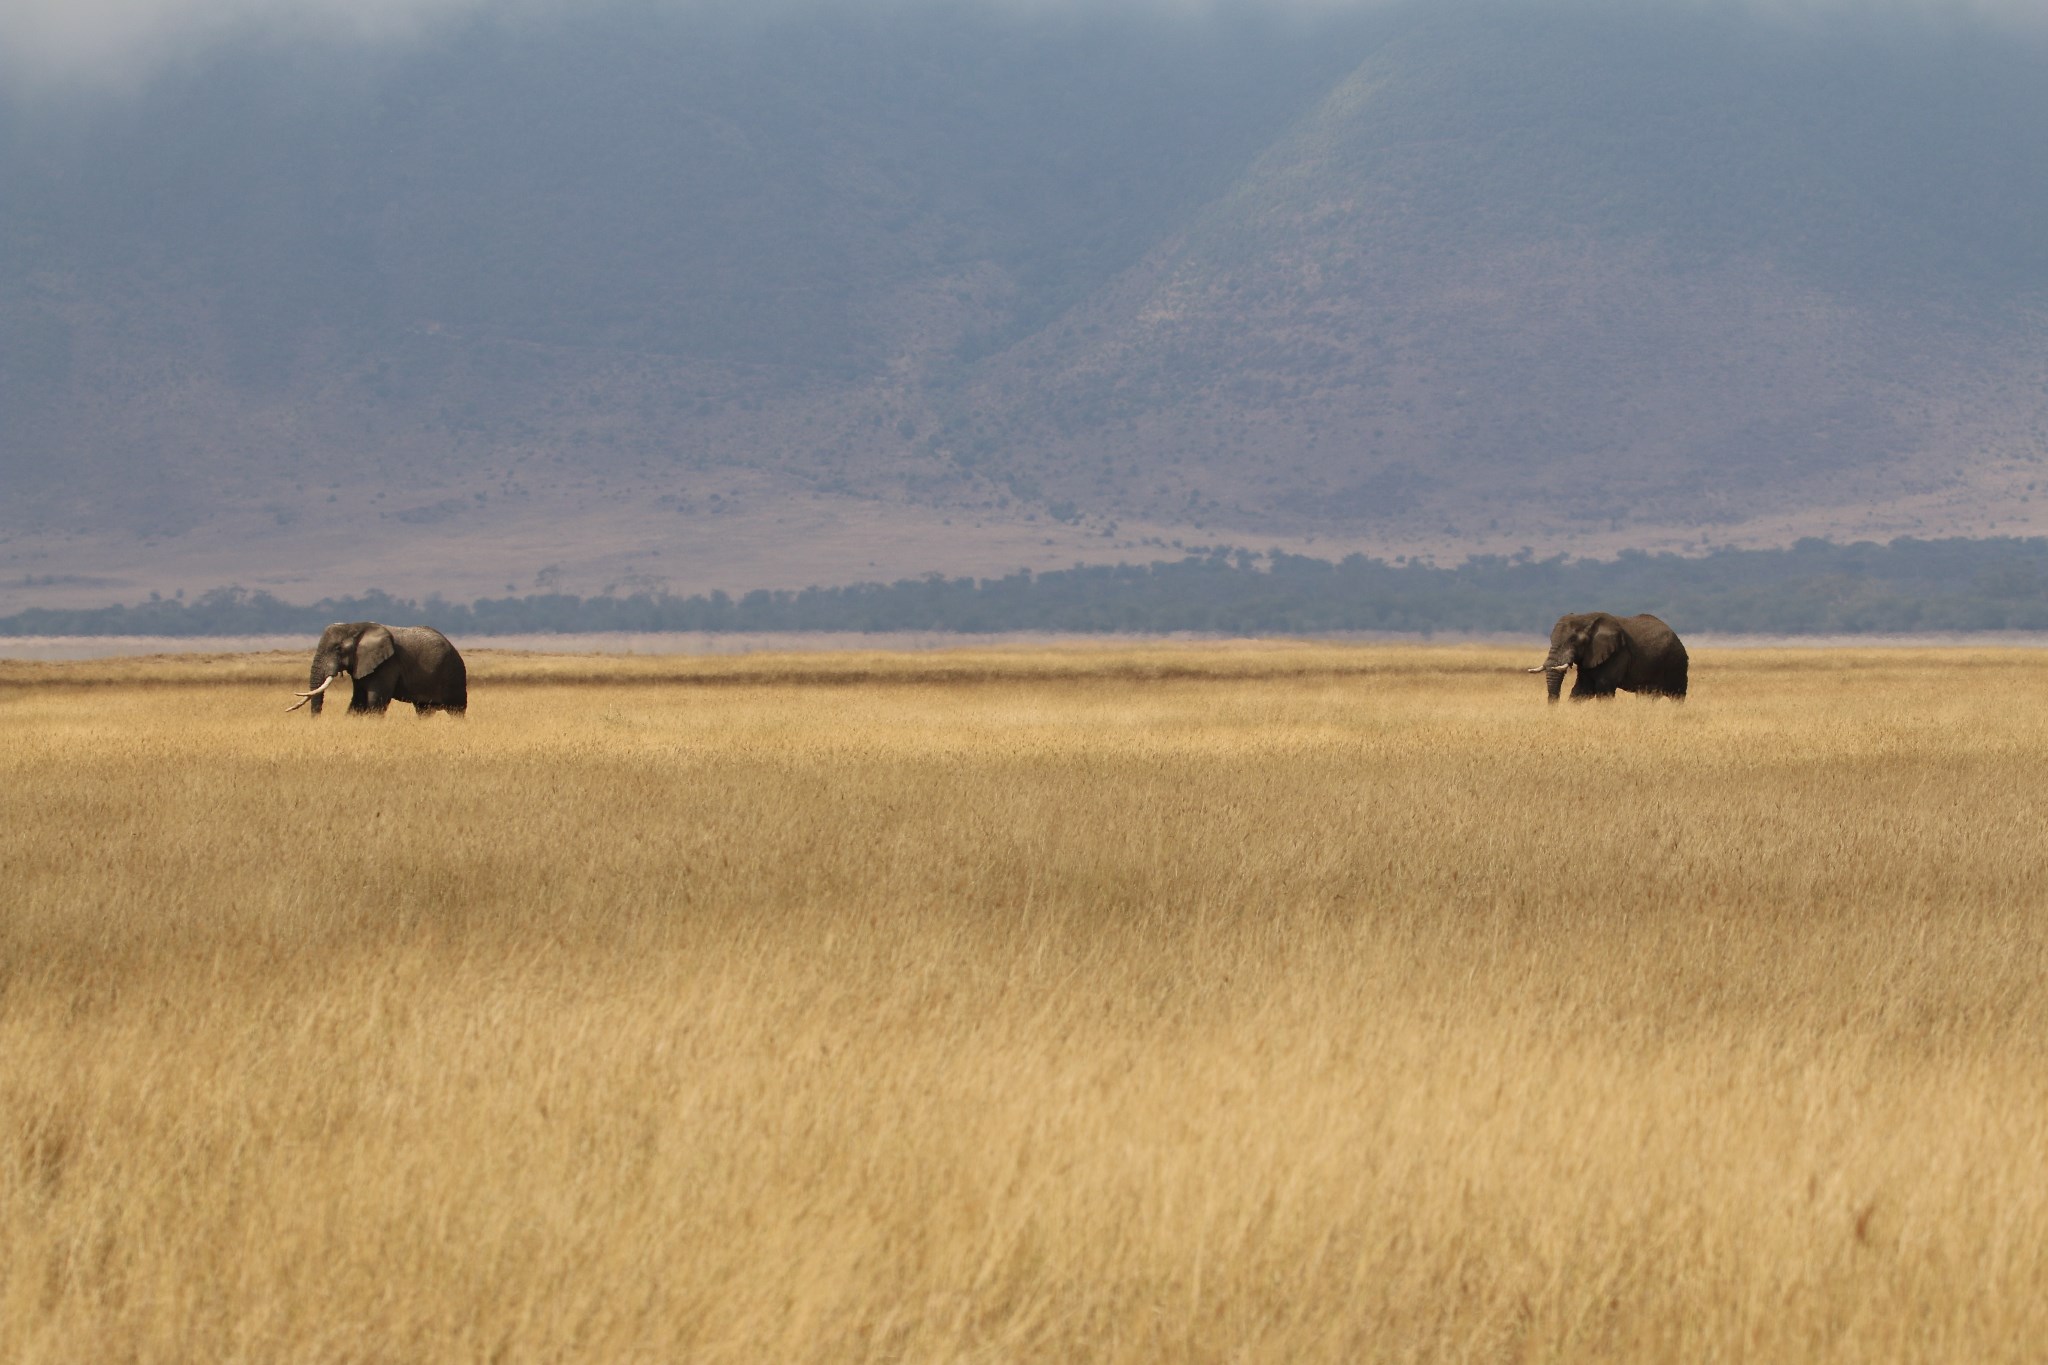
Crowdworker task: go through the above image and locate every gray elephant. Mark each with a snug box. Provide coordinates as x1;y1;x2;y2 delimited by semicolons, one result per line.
289;622;467;716
1529;612;1687;703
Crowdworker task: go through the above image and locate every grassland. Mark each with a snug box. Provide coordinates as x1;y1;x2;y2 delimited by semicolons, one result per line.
4;642;2047;1362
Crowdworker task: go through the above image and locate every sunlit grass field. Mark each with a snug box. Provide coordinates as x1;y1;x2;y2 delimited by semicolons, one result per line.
5;642;2048;1361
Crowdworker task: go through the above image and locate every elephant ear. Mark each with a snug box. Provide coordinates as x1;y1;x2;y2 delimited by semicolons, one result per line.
352;625;396;678
1583;617;1626;669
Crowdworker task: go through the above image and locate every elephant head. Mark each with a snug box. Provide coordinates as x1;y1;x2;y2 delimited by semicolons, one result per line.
1529;612;1626;703
289;622;396;714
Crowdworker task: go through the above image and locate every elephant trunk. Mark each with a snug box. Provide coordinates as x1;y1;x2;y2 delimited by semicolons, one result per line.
1523;661;1569;700
1531;649;1571;702
290;668;341;715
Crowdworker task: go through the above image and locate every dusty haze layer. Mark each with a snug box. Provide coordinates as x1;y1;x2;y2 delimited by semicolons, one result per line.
4;0;2045;610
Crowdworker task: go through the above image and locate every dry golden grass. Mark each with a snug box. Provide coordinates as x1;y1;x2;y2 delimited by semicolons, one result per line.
4;641;2048;1361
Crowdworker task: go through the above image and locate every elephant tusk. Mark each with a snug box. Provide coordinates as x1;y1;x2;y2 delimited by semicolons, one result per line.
285;673;341;712
1526;665;1569;673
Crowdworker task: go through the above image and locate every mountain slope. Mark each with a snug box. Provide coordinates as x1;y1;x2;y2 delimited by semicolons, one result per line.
952;3;2048;539
3;0;2047;607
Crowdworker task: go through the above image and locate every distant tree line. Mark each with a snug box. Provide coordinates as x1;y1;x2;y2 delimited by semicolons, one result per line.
10;538;2048;638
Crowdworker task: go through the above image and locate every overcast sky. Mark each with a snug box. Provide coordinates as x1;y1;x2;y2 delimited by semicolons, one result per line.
1;0;480;85
3;0;2041;92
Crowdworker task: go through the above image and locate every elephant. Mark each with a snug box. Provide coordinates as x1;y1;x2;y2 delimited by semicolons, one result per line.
288;622;467;716
1529;612;1687;703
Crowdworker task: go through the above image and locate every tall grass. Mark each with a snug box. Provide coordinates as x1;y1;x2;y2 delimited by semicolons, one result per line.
4;643;2047;1360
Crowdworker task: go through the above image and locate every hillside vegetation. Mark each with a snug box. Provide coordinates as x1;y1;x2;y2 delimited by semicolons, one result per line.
6;644;2048;1358
15;535;2048;638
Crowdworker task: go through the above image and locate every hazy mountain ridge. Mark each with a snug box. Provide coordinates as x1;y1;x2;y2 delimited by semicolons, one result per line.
955;5;2048;536
4;0;2047;606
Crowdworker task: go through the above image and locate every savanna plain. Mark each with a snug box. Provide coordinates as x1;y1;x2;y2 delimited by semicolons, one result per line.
4;642;2048;1362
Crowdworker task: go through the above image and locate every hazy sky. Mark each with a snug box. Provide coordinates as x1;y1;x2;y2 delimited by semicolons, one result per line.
2;0;483;84
3;0;2040;90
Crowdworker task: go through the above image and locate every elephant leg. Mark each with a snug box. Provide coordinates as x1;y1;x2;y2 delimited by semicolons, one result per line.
355;663;404;714
1638;665;1685;699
